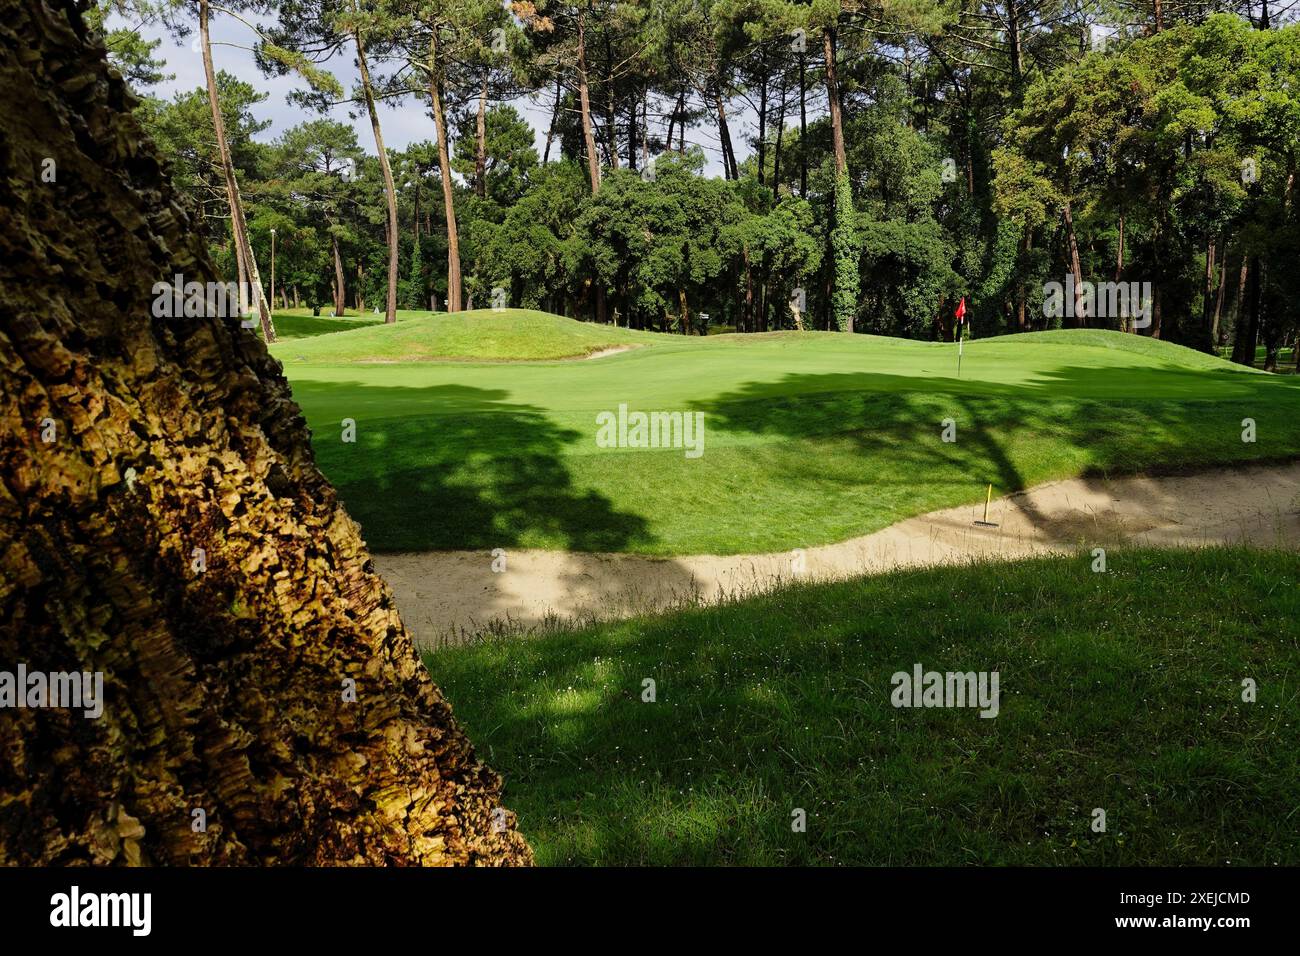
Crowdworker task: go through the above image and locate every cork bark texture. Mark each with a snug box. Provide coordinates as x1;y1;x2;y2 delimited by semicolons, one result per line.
0;0;533;865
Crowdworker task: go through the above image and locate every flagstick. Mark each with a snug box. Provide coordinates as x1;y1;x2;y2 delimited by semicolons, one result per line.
974;483;999;528
957;325;964;378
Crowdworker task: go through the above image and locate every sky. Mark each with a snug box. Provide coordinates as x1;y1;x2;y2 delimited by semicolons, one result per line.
118;8;763;179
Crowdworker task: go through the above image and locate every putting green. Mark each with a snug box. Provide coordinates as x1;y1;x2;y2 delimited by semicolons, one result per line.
271;308;657;359
276;313;1300;556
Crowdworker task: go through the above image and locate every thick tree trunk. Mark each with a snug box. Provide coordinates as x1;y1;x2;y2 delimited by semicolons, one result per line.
354;31;399;325
0;0;531;866
429;39;462;313
199;0;274;344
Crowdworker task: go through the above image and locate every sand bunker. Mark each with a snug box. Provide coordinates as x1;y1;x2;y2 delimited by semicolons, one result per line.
376;461;1300;647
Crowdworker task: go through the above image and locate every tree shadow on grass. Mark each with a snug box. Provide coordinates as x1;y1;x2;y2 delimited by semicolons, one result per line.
288;380;653;554
427;550;1300;865
694;364;1300;532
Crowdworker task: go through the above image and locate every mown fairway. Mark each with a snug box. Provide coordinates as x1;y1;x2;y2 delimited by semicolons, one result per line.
426;548;1300;865
275;312;1300;555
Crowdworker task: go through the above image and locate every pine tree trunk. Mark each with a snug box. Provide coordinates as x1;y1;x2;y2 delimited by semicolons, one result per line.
332;234;347;317
1211;249;1227;347
799;50;807;197
1231;258;1250;363
1063;200;1085;326
577;11;602;193
604;39;619;172
199;0;275;344
757;57;767;187
475;72;488;198
640;92;649;169
627;89;638;172
773;70;787;192
429;36;462;313
822;26;847;177
715;89;737;180
354;30;399;325
576;11;605;323
544;75;561;164
0;0;531;866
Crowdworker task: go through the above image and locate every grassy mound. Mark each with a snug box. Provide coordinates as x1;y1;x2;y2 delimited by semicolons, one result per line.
270;308;662;362
1009;328;1259;372
427;548;1300;866
283;325;1300;555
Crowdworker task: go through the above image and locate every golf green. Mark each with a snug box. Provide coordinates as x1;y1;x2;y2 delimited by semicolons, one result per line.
275;314;1300;555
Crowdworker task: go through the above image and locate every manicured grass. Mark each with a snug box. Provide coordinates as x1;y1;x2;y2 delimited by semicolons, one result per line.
426;548;1300;866
279;315;1300;555
270;308;441;341
271;308;662;361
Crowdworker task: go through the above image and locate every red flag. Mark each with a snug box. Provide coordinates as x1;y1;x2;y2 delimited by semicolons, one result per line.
955;297;967;323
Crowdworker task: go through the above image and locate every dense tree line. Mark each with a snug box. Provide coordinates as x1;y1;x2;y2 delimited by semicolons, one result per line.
98;1;1300;364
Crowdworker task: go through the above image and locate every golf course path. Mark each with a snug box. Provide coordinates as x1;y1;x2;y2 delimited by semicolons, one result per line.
377;461;1300;646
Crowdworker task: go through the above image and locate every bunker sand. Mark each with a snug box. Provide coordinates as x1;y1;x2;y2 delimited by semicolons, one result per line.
376;461;1300;647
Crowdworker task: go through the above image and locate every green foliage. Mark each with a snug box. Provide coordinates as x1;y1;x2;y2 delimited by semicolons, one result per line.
829;170;858;332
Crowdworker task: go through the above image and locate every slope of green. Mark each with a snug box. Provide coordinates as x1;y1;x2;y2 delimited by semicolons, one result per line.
281;321;1300;555
426;548;1300;866
271;308;663;361
1009;328;1260;372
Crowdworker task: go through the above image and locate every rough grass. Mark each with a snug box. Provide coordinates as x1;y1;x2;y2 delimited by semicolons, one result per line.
426;548;1300;866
